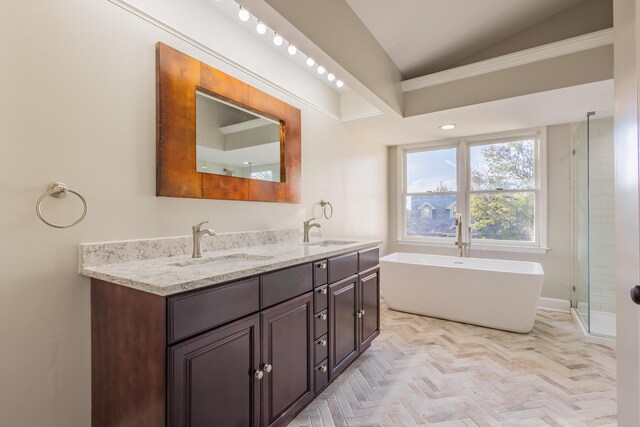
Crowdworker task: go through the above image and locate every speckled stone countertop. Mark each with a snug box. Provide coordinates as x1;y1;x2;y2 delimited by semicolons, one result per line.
80;229;381;296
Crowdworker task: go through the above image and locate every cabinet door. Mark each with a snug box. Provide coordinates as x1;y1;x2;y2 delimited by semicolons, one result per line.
328;275;359;379
168;314;260;427
359;268;380;351
261;292;314;426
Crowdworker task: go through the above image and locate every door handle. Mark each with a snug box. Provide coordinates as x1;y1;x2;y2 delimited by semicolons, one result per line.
631;285;640;305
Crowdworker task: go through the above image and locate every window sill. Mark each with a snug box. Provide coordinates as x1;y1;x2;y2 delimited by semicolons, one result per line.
396;240;549;255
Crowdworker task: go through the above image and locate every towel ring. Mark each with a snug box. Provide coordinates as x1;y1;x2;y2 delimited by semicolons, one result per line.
320;200;333;220
36;182;88;229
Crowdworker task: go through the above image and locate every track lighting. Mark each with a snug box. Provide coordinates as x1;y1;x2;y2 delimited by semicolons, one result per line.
238;7;250;22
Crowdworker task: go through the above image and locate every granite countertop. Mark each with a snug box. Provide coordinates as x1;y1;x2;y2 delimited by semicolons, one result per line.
80;234;380;296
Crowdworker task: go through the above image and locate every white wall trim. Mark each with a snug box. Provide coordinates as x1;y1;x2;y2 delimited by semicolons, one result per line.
538;297;571;313
401;28;614;92
106;0;342;121
340;110;384;123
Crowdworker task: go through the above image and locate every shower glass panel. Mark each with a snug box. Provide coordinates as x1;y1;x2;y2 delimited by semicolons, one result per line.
573;119;590;331
572;111;615;338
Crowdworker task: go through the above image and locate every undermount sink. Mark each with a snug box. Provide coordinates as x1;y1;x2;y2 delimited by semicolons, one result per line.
304;240;358;247
169;253;274;267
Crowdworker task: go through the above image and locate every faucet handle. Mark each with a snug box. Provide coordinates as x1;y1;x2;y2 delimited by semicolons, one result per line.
193;221;209;232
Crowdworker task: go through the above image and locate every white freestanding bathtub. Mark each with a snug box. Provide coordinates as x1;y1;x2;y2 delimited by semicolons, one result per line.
380;253;544;333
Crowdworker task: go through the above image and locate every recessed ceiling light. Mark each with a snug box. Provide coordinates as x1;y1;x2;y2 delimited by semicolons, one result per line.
256;21;267;34
440;124;456;130
327;73;335;82
306;57;315;67
287;44;297;55
238;7;250;22
317;65;325;75
273;33;283;46
243;161;251;165
336;80;344;88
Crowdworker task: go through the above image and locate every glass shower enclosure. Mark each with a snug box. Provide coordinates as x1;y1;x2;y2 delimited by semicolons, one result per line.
572;111;615;338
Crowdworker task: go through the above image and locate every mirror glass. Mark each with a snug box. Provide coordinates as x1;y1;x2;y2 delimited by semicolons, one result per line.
196;90;282;182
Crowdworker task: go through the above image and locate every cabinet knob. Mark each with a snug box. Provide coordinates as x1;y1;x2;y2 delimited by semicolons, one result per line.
318;288;327;295
319;365;328;373
317;313;327;321
361;309;366;316
356;312;362;318
318;262;327;270
319;339;327;347
263;363;272;373
254;370;264;380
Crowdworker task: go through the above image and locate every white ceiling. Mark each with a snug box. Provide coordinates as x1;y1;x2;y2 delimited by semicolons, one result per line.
346;0;584;78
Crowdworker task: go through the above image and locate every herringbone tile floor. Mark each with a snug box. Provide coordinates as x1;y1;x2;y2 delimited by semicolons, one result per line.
290;301;616;427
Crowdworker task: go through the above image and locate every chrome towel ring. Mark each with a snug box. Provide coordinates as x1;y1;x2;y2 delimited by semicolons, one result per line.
320;200;333;220
36;182;88;229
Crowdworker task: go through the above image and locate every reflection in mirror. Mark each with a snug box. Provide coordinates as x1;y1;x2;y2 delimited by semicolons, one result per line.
196;91;282;183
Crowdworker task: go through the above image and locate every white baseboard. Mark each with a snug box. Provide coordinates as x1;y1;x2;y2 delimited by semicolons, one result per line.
538;297;571;313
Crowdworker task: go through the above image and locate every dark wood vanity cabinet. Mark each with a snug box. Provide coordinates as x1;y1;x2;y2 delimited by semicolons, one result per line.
327;249;381;379
260;293;314;426
169;314;261;427
359;266;381;350
91;247;379;427
328;275;359;378
169;293;313;427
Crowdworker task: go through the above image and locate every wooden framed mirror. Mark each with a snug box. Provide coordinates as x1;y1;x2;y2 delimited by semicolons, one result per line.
156;42;301;203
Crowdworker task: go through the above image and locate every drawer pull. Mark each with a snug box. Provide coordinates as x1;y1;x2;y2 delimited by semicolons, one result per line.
361;309;366;316
317;313;327;321
254;370;264;380
317;262;327;270
263;363;272;373
318;365;328;373
319;339;327;347
318;288;327;295
356;311;362;319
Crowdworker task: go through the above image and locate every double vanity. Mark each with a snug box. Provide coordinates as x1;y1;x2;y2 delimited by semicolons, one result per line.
81;229;381;427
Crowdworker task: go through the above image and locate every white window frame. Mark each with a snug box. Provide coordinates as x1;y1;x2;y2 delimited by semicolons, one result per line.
397;128;548;254
401;141;460;243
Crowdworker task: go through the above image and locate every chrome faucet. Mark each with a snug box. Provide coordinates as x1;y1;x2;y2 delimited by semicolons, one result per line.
192;221;216;258
303;218;321;243
455;213;463;253
454;214;470;257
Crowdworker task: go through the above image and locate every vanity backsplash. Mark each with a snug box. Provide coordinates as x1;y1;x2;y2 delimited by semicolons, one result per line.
80;228;302;269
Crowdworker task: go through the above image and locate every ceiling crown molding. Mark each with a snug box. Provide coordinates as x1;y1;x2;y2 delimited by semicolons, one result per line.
401;28;614;93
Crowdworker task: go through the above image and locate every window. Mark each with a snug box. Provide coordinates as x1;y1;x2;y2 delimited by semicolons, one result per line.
399;129;547;252
404;147;457;239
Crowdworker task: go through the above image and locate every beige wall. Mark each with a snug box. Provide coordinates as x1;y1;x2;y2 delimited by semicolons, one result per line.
404;46;613;117
0;1;387;426
387;124;572;301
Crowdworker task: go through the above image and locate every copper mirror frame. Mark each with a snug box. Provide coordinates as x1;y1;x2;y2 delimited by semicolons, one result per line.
156;42;301;203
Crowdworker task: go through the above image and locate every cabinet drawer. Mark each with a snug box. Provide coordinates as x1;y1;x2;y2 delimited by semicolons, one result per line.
314;360;329;393
313;260;328;287
261;263;313;308
358;247;379;272
314;335;328;365
314;285;328;313
328;253;358;283
314;309;328;339
168;278;260;344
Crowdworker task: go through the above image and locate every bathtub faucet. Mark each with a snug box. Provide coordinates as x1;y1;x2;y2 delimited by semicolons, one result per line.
454;214;470;257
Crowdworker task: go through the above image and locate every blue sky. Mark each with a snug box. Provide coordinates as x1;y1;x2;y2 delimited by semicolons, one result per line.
406;148;457;193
